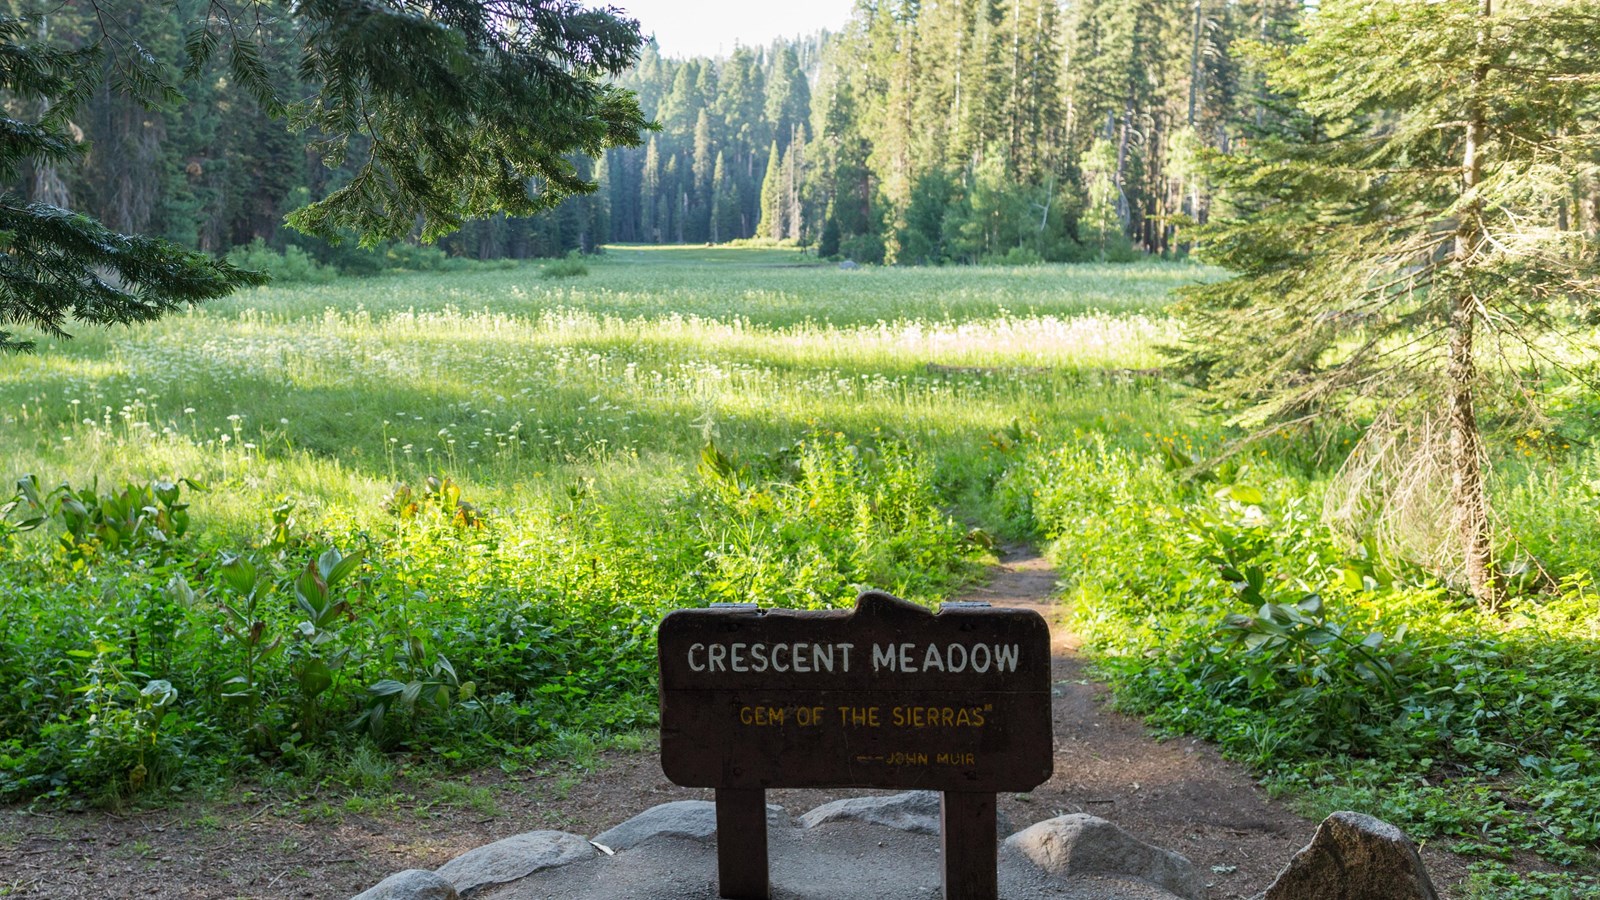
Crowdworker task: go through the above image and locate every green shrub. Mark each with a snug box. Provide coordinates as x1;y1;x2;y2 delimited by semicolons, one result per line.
839;232;886;265
1006;434;1600;875
983;246;1043;266
541;253;589;279
694;432;980;608
225;239;338;284
0;437;982;802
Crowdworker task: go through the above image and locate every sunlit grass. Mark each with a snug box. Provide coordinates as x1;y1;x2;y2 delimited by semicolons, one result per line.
0;248;1202;538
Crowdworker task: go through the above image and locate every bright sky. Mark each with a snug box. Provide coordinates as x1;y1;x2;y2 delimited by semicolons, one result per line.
604;0;857;58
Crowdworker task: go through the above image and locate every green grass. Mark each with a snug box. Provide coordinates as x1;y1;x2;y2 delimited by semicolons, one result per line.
4;245;1594;893
0;245;1200;805
0;246;1194;530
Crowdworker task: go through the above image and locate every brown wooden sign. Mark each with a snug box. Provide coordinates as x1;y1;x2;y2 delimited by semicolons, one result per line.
657;590;1054;900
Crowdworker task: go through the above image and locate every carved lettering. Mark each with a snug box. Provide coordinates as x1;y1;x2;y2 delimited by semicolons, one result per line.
659;593;1051;794
898;642;918;673
872;643;897;672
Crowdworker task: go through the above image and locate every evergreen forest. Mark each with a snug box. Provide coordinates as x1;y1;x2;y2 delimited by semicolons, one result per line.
16;0;1324;268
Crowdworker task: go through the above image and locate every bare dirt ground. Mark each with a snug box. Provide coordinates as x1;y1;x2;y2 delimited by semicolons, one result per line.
0;547;1471;899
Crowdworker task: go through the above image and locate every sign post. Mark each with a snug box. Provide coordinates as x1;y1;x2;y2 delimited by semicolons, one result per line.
659;590;1053;900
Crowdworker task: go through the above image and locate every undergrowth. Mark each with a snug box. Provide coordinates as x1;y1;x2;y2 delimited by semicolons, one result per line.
1005;434;1600;895
0;431;977;805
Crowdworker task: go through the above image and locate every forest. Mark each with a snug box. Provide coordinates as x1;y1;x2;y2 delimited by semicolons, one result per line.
1;1;1598;898
25;0;1334;268
38;2;1600;270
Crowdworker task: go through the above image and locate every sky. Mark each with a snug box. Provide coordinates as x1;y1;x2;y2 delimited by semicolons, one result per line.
603;0;857;59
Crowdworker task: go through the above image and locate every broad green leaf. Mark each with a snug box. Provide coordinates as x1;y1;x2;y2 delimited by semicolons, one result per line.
298;659;333;697
1222;484;1265;505
219;555;258;597
141;679;177;706
401;680;424;707
317;547;344;581
326;549;364;587
368;679;406;697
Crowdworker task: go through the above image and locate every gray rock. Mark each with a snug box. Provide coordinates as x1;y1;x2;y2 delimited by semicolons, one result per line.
1005;814;1205;900
350;869;460;900
800;791;1016;837
1257;811;1439;900
801;791;943;835
838;260;860;270
489;804;1180;899
592;800;790;851
435;830;594;896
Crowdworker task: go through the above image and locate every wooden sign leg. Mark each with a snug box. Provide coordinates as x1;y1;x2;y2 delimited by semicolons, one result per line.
715;787;770;899
941;791;998;900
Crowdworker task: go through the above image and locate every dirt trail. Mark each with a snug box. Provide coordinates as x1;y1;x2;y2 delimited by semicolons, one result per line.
0;549;1470;899
966;545;1468;900
963;547;1311;899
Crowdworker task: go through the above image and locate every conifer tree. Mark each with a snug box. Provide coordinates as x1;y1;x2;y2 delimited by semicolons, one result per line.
1;0;648;351
782;140;805;241
765;45;811;151
640;136;662;242
691;109;715;241
757;141;784;239
709;150;732;243
0;14;259;352
818;212;842;257
1177;0;1600;608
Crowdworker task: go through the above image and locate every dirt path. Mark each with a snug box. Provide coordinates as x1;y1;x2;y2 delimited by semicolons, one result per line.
0;549;1469;899
967;545;1469;900
967;547;1311;899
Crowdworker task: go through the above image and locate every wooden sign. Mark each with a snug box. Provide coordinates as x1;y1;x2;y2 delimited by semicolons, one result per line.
658;590;1054;900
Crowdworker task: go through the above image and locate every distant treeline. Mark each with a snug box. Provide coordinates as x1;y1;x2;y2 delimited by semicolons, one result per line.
19;0;1303;268
606;0;1300;265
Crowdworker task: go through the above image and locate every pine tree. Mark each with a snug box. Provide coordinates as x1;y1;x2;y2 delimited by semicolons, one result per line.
1177;0;1600;608
1012;0;1065;182
0;14;259;352
818;212;842;257
757;141;784;239
1;0;649;351
284;0;649;243
662;154;681;242
640;136;662;242
710;150;733;243
765;45;811;151
782;140;805;241
658;62;703;136
691;109;715;241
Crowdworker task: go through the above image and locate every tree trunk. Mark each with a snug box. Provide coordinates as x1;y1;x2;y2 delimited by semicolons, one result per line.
1115;104;1133;237
1450;0;1500;610
1187;0;1203;128
1579;166;1599;238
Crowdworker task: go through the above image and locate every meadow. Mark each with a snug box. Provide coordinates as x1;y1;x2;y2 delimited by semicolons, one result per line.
1;246;1597;896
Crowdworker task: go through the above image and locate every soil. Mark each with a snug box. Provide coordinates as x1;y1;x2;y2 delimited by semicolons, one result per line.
0;547;1473;900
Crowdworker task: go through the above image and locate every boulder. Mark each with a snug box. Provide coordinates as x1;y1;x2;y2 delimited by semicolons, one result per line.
798;791;1014;837
435;830;594;896
800;791;943;835
1004;814;1205;900
350;869;459;900
592;799;790;851
838;260;859;270
1257;811;1439;900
